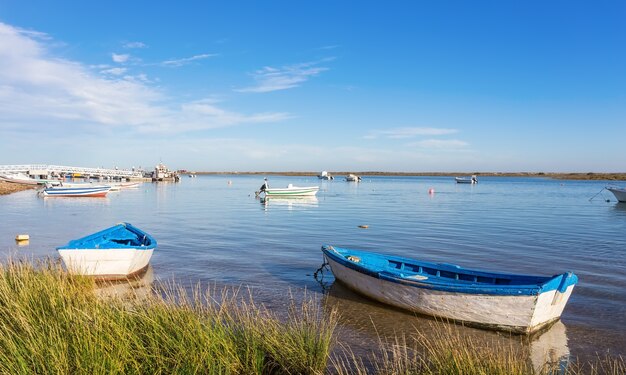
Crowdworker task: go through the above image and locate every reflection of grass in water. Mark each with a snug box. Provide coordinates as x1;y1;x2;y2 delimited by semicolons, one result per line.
0;259;336;374
332;321;625;375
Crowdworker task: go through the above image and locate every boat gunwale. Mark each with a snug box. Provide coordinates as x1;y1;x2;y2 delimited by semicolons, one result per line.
57;222;157;251
322;245;577;296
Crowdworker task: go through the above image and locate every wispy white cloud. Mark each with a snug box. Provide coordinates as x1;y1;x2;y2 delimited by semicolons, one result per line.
112;53;130;63
101;67;127;76
124;41;147;49
161;53;217;67
0;22;289;135
364;127;458;139
406;139;469;149
235;60;331;93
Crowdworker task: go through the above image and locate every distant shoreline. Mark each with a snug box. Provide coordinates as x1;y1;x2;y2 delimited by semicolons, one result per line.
190;171;626;181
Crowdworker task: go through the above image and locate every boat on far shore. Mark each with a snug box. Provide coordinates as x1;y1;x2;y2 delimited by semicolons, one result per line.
607;186;626;202
455;175;478;184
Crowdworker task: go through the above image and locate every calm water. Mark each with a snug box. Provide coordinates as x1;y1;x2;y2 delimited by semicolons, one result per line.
1;175;625;362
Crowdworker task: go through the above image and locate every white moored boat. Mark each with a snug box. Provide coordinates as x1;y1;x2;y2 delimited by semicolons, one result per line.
607;186;626;202
318;171;334;180
345;174;362;182
322;245;578;334
57;222;156;279
263;184;319;197
455;175;478;184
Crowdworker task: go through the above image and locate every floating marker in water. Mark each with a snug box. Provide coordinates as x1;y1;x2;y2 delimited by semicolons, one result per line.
428;188;435;194
358;225;369;229
15;234;29;241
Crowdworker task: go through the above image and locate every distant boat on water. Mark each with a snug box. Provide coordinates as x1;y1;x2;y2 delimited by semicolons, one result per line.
322;245;577;334
345;174;362;182
607;186;626;202
57;222;156;279
318;171;334;180
455;175;478;184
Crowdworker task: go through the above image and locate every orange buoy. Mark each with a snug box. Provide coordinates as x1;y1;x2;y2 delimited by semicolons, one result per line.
428;188;435;194
358;225;369;229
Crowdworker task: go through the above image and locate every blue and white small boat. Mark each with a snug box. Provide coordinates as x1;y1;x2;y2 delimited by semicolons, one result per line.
322;245;578;334
57;223;156;279
41;184;111;197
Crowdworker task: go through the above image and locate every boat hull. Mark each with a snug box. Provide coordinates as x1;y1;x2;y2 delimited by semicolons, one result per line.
264;186;319;197
455;177;477;184
323;248;575;334
607;187;626;202
42;186;111;197
58;248;153;279
57;222;157;279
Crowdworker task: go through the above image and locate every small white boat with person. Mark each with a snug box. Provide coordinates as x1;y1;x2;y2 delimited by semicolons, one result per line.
256;178;319;197
345;174;362;182
455;175;478;184
57;222;156;279
606;186;626;202
322;245;578;334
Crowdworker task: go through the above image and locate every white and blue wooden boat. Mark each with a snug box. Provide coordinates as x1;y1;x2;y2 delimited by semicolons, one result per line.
455;175;478;184
41;184;111;197
57;222;156;279
322;245;577;334
606;186;626;202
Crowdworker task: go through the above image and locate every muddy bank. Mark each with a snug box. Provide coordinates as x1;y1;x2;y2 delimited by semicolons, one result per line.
0;181;36;195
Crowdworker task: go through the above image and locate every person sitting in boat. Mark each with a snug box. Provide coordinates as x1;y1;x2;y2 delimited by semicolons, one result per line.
259;178;269;192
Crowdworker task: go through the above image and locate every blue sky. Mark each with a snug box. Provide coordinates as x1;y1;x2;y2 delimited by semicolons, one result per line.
0;1;624;172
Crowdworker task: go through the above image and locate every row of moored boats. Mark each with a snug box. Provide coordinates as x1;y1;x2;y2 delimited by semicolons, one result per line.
0;172;140;197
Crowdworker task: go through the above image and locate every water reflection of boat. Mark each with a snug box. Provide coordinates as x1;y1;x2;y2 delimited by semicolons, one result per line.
321;281;569;371
529;320;570;373
261;196;318;209
95;265;155;301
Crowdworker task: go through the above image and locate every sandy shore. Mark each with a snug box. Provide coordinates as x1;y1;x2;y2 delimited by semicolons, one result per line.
0;181;36;195
193;171;626;181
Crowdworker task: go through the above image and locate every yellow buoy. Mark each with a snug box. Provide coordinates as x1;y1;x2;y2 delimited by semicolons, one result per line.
358;225;369;229
15;234;30;241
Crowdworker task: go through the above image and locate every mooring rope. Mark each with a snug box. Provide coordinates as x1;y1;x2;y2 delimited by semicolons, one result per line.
589;187;608;202
313;259;330;291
